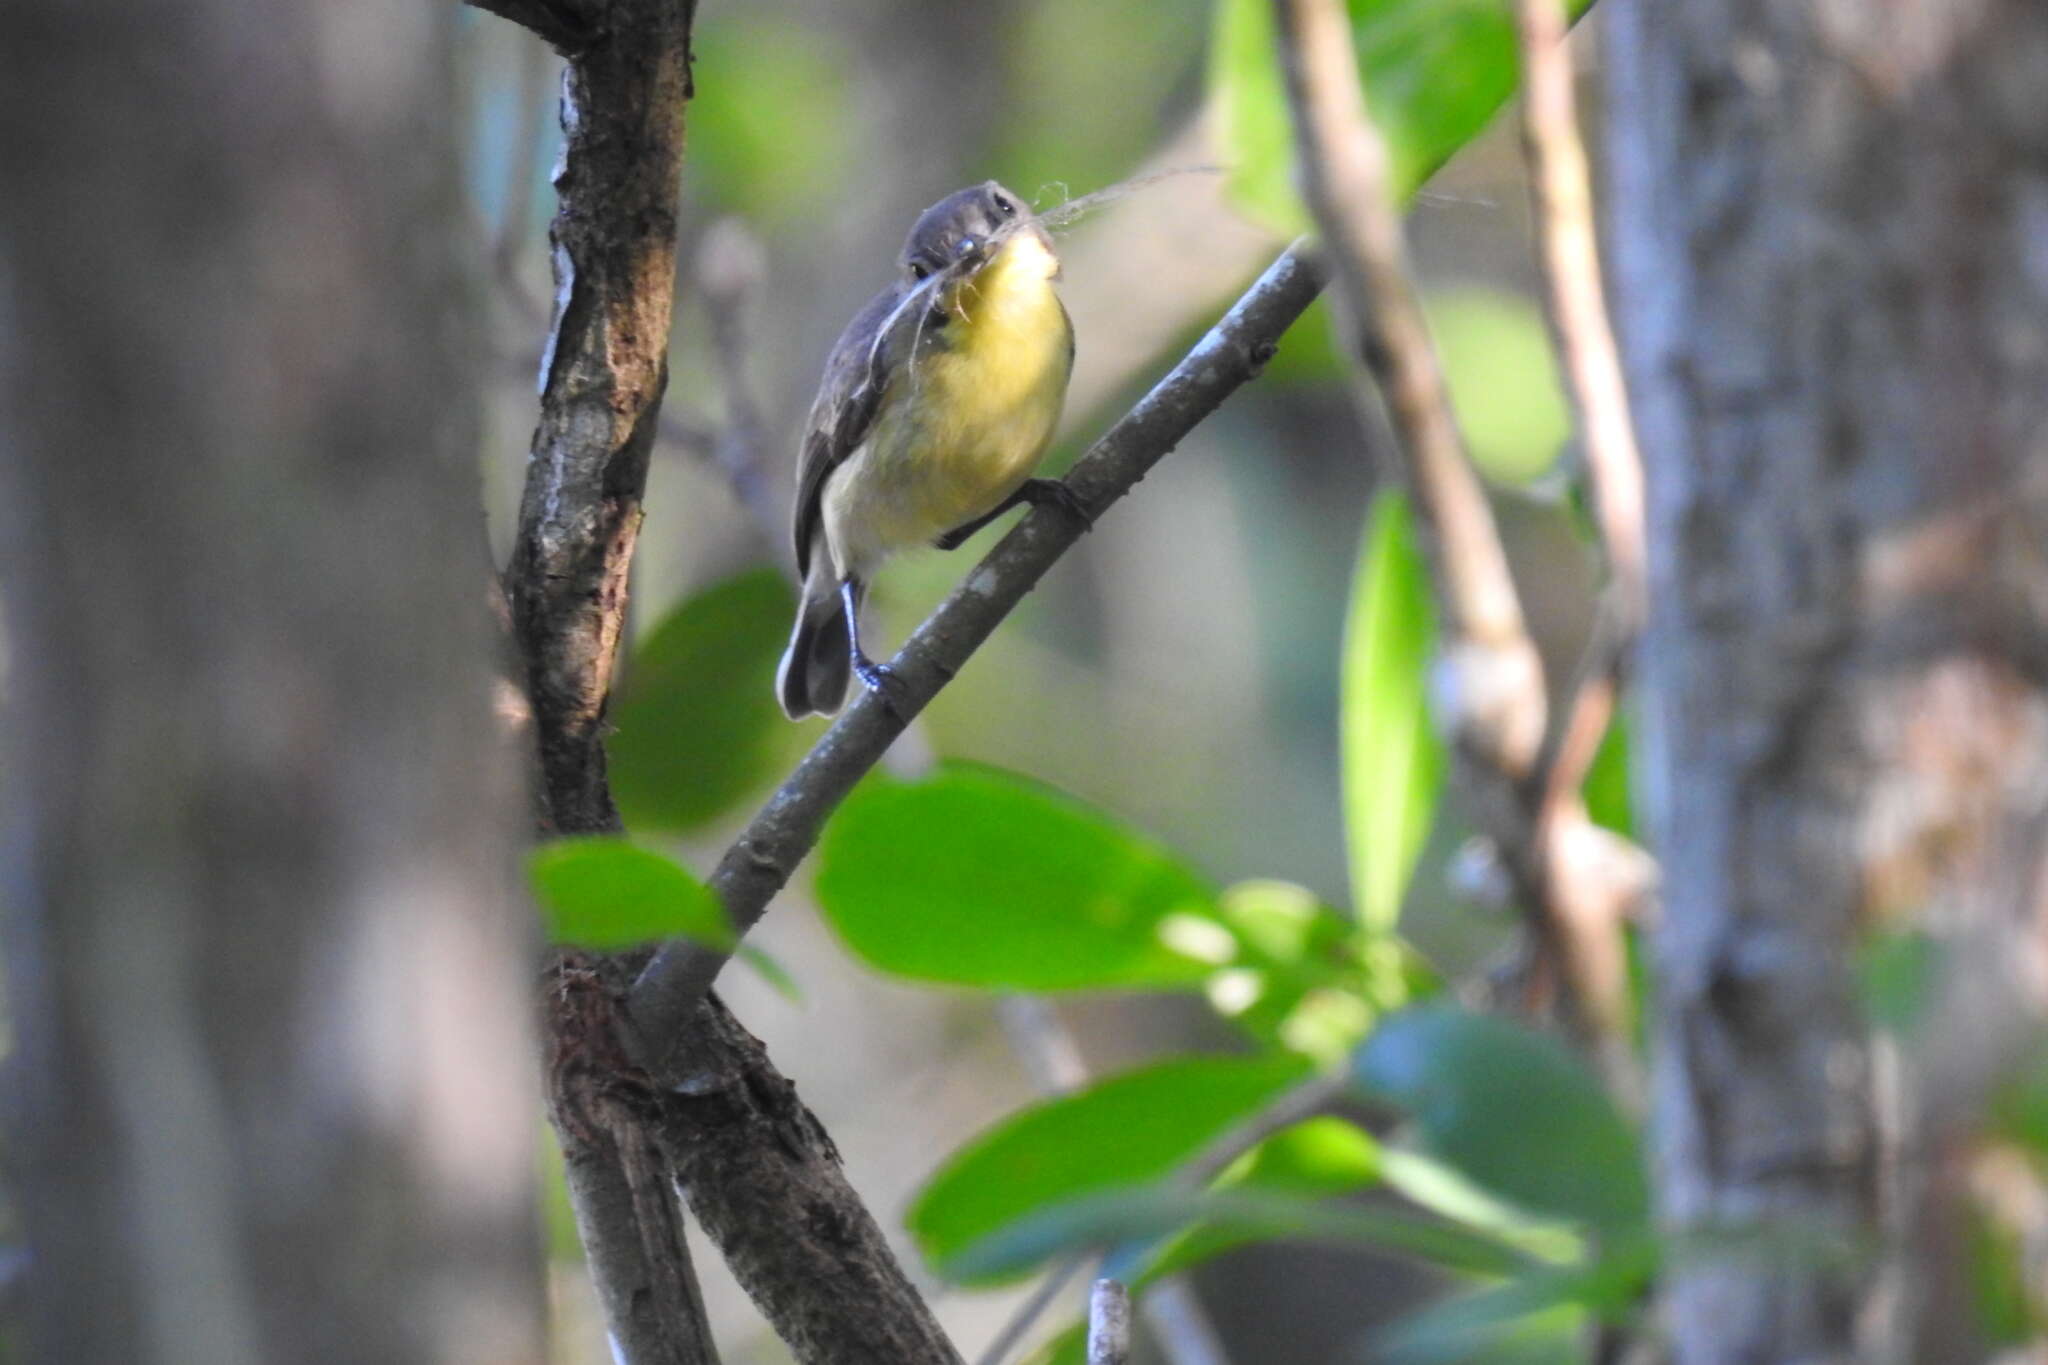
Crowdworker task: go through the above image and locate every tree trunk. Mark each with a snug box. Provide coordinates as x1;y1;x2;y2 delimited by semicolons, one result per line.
0;5;544;1362
1609;1;2048;1360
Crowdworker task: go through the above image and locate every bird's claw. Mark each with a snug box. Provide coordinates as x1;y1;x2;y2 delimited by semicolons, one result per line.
1024;477;1092;531
853;654;909;719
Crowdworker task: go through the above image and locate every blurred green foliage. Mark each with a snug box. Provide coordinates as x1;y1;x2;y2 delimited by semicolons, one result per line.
1210;0;1596;232
910;1053;1311;1284
816;766;1220;991
1342;492;1443;935
1355;1006;1646;1235
687;18;859;222
609;567;805;834
1426;288;1569;485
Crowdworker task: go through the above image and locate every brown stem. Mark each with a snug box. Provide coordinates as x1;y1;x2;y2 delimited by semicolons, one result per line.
1270;0;1650;1098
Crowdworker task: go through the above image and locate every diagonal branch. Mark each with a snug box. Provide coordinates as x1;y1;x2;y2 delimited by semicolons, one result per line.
1270;0;1650;1099
624;244;1330;1055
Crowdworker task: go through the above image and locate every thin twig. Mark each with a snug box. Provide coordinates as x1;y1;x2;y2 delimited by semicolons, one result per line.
1513;0;1647;631
626;244;1328;1056
1272;0;1543;776
1087;1281;1133;1365
1270;0;1649;1099
1513;0;1653;1105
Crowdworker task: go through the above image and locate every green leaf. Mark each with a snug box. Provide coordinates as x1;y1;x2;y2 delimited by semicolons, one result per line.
1425;289;1570;486
816;766;1223;990
1033;1117;1386;1365
1136;1116;1383;1280
952;1184;1532;1284
1355;1006;1647;1233
1210;0;1598;234
609;568;801;834
529;838;732;951
910;1053;1311;1282
1342;492;1444;934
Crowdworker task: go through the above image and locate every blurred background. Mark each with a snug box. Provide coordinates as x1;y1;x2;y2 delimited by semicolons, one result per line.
460;3;1601;1358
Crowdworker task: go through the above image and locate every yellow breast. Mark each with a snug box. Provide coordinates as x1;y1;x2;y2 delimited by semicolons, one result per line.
827;231;1074;572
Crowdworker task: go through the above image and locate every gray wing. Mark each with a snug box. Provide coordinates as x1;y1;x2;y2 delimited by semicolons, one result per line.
792;279;927;579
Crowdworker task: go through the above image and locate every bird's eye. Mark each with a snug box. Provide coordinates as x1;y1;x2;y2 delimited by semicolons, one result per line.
909;261;931;281
993;193;1016;217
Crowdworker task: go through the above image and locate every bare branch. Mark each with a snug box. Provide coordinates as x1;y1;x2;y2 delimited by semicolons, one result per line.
463;0;598;53
1512;0;1646;630
1270;0;1650;1097
1087;1281;1133;1365
651;995;966;1365
1272;0;1543;774
626;244;1329;1049
549;962;720;1365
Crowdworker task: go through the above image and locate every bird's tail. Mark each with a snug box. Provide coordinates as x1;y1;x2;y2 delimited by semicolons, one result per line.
776;569;854;719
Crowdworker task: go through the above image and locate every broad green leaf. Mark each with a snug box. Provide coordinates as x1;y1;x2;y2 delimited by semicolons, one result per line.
816;766;1221;990
1342;492;1444;933
1355;1006;1647;1233
1033;1117;1386;1365
1426;289;1569;485
1210;0;1598;234
529;838;731;951
911;1053;1311;1282
609;568;801;834
951;1184;1531;1284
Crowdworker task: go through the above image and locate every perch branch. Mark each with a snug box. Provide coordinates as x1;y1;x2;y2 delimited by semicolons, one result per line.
1271;0;1648;1099
626;244;1329;1051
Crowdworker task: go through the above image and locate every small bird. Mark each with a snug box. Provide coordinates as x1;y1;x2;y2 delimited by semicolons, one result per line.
775;180;1081;719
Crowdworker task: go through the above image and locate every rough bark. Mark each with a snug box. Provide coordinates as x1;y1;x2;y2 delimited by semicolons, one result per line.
1608;1;2048;1359
0;4;543;1362
496;4;963;1360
